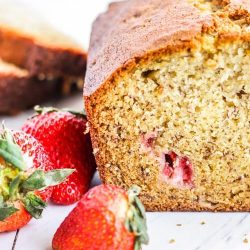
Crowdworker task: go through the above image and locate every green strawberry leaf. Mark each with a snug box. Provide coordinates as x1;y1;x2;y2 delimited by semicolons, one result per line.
0;205;19;221
22;169;74;191
22;170;46;191
126;186;149;250
34;105;86;118
9;175;21;198
34;106;58;114
0;128;26;170
44;169;74;186
0;195;3;206
23;192;46;219
64;109;87;118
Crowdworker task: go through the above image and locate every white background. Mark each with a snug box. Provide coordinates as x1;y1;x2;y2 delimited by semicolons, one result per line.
0;1;250;249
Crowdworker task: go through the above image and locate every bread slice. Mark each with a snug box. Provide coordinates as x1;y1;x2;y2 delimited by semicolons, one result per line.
0;0;86;77
85;0;250;211
0;59;63;114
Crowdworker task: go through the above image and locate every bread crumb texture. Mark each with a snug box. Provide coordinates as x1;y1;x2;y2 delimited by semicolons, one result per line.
86;0;250;211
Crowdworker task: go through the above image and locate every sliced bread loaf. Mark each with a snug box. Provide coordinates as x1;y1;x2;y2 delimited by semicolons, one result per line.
85;0;250;211
0;0;86;77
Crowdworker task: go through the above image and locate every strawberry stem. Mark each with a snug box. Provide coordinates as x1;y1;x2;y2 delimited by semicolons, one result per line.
22;169;75;191
0;127;26;171
0;205;19;221
126;186;149;250
0;167;74;220
0;126;75;221
23;192;46;219
34;106;86;118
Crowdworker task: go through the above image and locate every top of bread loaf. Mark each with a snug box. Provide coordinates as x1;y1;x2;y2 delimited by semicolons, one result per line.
84;0;250;96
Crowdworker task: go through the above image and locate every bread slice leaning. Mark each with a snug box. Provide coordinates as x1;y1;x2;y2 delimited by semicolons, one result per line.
0;59;62;114
0;0;86;77
85;0;250;211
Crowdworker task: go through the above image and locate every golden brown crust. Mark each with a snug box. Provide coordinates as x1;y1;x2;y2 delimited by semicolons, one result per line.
84;0;212;96
85;0;250;97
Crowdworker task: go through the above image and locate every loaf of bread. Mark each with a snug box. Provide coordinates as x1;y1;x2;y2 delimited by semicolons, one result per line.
0;0;86;77
85;0;250;211
0;0;86;114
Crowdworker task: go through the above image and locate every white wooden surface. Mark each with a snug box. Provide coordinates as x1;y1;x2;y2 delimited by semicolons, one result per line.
0;1;249;249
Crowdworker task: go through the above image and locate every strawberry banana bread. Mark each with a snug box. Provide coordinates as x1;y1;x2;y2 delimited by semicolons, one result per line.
84;0;250;211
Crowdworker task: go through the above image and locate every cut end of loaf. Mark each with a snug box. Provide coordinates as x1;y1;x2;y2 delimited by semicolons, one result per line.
87;37;250;211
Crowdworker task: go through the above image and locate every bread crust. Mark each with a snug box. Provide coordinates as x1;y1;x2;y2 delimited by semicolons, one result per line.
84;0;212;96
84;0;250;96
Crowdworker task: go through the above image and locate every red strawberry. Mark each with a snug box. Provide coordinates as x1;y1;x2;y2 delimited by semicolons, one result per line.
0;128;73;232
22;106;96;205
52;185;149;250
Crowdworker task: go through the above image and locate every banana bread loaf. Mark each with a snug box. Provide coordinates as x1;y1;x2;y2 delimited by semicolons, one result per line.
85;0;250;211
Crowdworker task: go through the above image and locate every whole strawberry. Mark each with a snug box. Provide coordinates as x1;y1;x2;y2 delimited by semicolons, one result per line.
52;185;149;250
0;127;73;232
22;106;96;205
